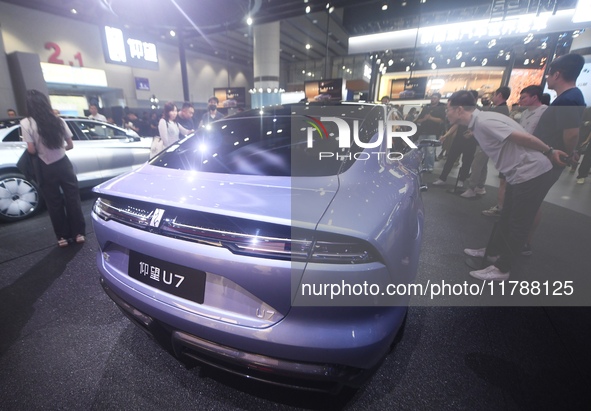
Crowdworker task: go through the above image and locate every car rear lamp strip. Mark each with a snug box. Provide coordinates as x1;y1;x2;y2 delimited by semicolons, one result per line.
94;197;378;264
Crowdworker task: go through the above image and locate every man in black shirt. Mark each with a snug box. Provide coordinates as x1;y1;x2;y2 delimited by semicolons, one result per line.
176;102;195;137
415;92;446;172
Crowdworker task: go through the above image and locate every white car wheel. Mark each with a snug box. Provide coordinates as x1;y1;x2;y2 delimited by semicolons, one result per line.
0;173;43;222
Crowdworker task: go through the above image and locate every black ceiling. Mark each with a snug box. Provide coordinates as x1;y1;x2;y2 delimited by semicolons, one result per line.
0;0;580;68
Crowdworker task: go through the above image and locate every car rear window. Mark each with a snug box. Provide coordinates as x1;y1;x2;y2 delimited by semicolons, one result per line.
150;105;385;177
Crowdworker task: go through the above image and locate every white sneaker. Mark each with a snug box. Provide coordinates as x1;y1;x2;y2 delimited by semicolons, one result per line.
463;248;499;262
432;179;446;186
460;188;476;198
577;178;585;184
474;187;486;195
457;181;464;188
469;265;510;281
482;204;502;217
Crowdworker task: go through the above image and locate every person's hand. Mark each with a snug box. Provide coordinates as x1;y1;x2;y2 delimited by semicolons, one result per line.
440;135;447;143
550;149;568;167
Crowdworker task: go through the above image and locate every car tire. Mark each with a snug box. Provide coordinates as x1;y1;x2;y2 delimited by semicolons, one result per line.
0;172;44;222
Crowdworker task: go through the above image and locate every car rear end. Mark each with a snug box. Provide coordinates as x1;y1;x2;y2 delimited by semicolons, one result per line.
91;104;418;391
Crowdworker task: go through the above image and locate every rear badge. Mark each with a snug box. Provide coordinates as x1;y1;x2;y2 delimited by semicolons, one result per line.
150;208;165;227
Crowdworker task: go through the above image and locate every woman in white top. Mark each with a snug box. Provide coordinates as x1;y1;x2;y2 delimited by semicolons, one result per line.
158;102;192;148
21;89;86;247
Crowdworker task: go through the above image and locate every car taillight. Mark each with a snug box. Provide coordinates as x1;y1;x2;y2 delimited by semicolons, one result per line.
93;197;153;229
93;196;380;264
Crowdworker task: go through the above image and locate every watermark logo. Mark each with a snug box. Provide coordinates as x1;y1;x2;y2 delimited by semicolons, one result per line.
305;117;418;161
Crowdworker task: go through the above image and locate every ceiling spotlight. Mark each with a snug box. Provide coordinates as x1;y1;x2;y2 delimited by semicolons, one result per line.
431;63;437;70
460;62;466;68
382;3;388;11
388;59;393;66
246;16;253;25
524;59;530;65
428;56;434;63
402;1;407;6
455;51;462;60
523;33;534;44
541;41;547;49
305;44;311;49
170;30;176;37
487;39;496;48
481;58;488;66
70;8;78;14
406;66;410;71
306;5;311;13
328;6;334;13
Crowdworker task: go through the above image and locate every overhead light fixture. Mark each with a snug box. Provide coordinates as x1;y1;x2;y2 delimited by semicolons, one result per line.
572;0;591;23
170;30;176;37
460;62;466;68
402;1;407;6
455;51;462;60
328;6;334;13
246;16;253;25
382;3;388;11
431;63;437;70
481;58;488;66
523;33;534;44
70;8;78;14
305;44;311;49
306;5;311;13
487;39;496;48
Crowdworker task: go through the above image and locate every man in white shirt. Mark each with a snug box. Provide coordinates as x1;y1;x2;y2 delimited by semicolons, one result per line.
518;85;548;134
446;90;567;281
88;104;107;122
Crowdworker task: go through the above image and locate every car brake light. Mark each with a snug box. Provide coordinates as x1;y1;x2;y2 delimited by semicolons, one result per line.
93;197;379;264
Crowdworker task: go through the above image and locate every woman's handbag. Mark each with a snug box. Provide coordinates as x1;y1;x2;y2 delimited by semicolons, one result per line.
150;136;164;157
16;149;41;183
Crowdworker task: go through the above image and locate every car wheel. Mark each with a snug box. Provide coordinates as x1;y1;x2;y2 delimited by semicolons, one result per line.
0;173;43;222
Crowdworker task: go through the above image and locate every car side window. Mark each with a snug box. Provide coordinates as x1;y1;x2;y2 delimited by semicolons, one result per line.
73;120;127;140
65;122;83;140
2;128;22;142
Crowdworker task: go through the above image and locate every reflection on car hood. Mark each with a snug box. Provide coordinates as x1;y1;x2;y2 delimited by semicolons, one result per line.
93;162;340;226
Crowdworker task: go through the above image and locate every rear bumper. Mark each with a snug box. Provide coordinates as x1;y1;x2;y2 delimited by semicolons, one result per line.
101;277;377;392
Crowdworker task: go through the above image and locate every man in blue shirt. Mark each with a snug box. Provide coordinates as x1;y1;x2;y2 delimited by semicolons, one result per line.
533;53;586;184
